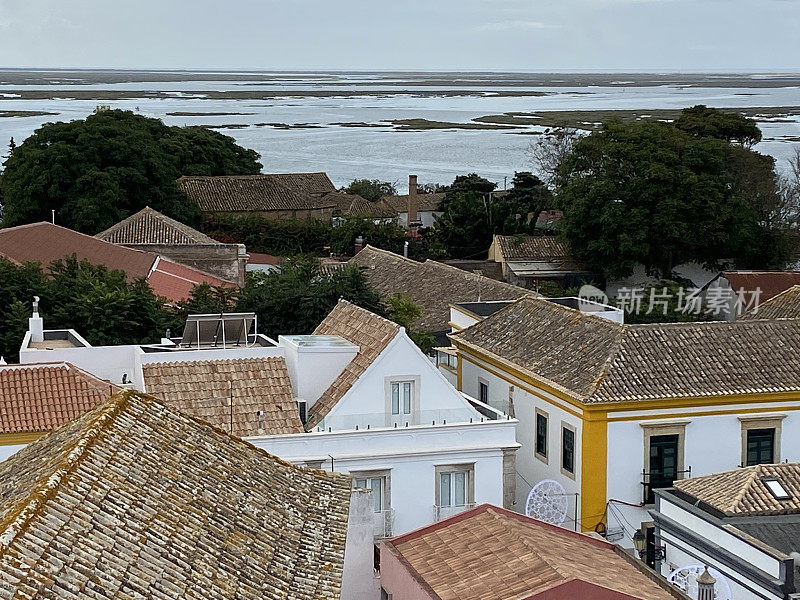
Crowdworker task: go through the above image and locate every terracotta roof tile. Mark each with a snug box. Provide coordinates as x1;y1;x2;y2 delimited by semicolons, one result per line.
386;505;678;600
96;206;220;245
349;246;532;332
0;363;117;434
378;192;444;214
452;297;800;403
306;300;399;428
178;173;337;213
0;390;352;599
0;222;231;303
142;357;303;437
493;234;574;262
739;285;800;321
719;271;800;303
674;463;800;516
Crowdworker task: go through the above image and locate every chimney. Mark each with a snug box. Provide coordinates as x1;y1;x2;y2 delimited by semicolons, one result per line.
407;174;418;226
696;566;716;600
29;296;44;343
354;235;364;255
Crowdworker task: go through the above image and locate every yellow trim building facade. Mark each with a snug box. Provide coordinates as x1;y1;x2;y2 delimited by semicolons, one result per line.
445;297;800;566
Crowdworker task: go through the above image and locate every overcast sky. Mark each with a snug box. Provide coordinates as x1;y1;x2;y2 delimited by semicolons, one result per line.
1;0;799;71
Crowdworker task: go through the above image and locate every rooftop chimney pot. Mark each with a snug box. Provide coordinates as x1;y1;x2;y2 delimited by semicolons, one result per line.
407;174;418;227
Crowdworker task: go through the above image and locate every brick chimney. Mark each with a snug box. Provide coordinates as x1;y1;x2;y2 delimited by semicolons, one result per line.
354;235;364;255
696;566;716;600
407;174;418;226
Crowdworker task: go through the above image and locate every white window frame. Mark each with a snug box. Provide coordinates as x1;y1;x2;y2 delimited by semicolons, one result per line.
385;375;420;425
353;470;391;513
435;464;475;508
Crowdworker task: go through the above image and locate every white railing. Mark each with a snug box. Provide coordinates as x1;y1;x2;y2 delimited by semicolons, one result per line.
317;409;509;432
374;509;395;538
433;503;475;522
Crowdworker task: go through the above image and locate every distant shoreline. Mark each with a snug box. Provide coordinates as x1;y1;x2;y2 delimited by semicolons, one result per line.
1;70;800;88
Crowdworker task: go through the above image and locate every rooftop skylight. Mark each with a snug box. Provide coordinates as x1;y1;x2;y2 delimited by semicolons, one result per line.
763;478;791;500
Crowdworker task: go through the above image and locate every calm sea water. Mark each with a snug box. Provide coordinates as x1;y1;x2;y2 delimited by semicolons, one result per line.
1;71;798;189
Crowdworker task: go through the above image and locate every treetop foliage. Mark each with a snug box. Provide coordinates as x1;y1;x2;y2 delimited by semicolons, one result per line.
0;110;262;234
672;105;763;147
556;108;788;280
340;179;397;202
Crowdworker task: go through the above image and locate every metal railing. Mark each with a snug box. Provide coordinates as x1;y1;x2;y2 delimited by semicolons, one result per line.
433;503;476;522
642;467;691;504
374;509;395;539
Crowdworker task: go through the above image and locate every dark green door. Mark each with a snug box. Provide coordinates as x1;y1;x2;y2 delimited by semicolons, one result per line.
647;434;678;503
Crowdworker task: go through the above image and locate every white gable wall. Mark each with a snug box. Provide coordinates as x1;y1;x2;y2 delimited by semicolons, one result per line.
319;330;482;431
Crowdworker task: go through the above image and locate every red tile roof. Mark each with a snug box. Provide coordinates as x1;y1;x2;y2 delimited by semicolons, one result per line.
384;504;681;600
0;362;117;434
0;222;231;303
720;271;800;303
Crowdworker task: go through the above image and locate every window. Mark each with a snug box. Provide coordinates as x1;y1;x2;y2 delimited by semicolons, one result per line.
562;425;575;475
746;428;775;466
390;381;413;415
354;474;389;513
440;471;467;507
647;434;679;504
535;410;548;461
740;416;784;467
641;422;688;505
435;464;474;509
479;381;489;404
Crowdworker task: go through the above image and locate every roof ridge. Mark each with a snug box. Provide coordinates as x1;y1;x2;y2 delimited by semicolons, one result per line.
0;391;132;555
728;464;766;514
588;323;630;400
334;298;401;331
361;244;420;265
143;356;279;368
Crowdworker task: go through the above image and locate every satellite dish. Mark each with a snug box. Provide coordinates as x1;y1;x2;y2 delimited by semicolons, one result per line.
525;479;568;526
667;565;732;600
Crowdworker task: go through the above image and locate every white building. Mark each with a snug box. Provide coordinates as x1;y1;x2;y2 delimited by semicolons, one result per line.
652;463;800;600
445;296;800;571
15;299;518;542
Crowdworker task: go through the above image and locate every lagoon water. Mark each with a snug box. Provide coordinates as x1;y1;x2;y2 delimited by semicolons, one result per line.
1;71;799;189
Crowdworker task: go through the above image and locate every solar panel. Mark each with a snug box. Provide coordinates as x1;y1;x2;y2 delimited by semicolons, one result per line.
179;313;256;348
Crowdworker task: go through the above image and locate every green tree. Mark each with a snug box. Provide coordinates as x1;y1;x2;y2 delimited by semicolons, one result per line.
433;174;496;258
341;179;397;202
673;105;762;147
492;172;553;235
556;119;787;279
0;256;178;361
236;255;383;339
385;293;435;354
0;110;261;233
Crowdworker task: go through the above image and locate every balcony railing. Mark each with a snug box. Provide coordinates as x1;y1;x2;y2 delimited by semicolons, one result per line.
434;503;475;522
642;467;691;504
374;509;395;539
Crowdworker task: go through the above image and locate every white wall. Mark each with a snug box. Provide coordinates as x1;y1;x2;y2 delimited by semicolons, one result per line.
20;340;285;390
249;419;518;535
278;336;357;407
449;307;480;332
606;262;718;298
320;333;482;431
657;495;785;600
607;405;800;545
342;488;379;600
460;354;583;527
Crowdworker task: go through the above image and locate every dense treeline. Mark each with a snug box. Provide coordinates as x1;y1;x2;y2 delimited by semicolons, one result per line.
0;110;261;233
0;255;432;361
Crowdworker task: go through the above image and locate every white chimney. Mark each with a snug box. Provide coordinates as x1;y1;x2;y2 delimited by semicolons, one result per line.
696;566;716;600
29;296;44;343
